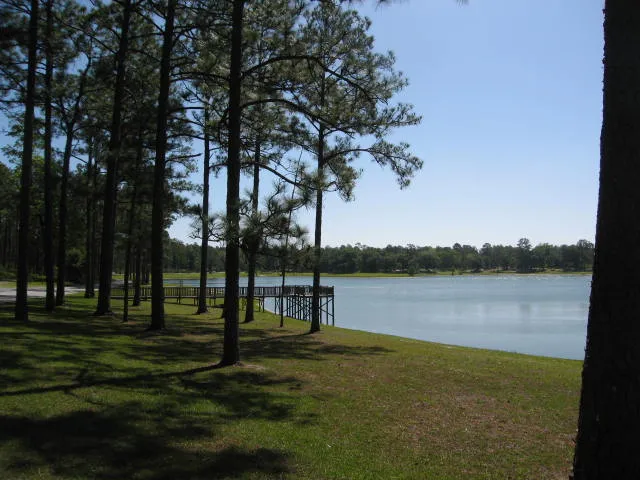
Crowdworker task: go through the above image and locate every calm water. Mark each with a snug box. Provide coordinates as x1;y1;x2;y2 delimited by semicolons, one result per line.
170;274;590;360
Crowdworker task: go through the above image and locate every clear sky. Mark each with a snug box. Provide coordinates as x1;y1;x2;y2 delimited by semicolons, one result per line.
169;0;604;249
1;0;603;249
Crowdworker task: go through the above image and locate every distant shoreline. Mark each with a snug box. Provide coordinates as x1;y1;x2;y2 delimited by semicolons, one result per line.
158;269;593;280
0;269;592;287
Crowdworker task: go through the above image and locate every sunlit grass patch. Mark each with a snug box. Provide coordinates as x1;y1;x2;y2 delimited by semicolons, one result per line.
0;295;580;479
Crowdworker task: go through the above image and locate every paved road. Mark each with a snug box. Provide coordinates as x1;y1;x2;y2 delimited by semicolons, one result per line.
0;286;85;303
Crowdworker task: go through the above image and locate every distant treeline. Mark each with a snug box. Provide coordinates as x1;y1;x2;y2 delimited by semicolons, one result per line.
164;238;595;275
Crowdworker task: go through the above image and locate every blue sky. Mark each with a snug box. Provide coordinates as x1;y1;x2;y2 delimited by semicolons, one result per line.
0;0;604;249
170;0;604;248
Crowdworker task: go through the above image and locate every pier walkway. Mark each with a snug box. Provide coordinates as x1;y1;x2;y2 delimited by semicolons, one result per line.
111;284;335;325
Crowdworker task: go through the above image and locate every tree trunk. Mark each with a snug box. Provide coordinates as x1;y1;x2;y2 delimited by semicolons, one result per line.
15;0;38;322
310;124;325;334
279;169;298;328
42;0;55;311
56;60;90;306
197;104;210;314
143;260;150;285
55;122;73;305
279;259;286;327
572;2;640;478
244;142;260;323
149;0;177;330
2;221;9;267
123;136;141;323
122;240;132;322
95;0;132;315
84;144;95;298
132;243;141;306
220;0;244;366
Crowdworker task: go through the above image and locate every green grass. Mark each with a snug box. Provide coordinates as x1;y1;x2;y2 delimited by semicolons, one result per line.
0;296;581;479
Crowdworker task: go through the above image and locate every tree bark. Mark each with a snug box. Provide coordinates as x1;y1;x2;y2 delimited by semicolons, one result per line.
95;0;132;315
310;123;325;334
84;144;95;298
132;243;141;306
149;0;177;330
123;135;142;323
279;168;298;328
572;2;640;478
310;67;327;333
55;122;74;305
42;0;55;311
56;60;90;306
244;141;261;323
197;104;210;314
220;0;244;366
15;0;38;322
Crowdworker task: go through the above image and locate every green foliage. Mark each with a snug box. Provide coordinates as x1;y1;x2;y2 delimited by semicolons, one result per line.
151;238;595;275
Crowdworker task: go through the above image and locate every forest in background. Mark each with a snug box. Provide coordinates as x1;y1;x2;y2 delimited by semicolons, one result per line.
161;237;595;275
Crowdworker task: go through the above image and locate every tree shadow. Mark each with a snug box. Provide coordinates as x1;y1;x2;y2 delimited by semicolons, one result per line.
0;407;291;479
0;369;300;478
240;329;395;363
0;295;403;478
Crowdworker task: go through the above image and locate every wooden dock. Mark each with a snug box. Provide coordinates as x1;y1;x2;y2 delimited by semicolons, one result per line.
111;285;335;325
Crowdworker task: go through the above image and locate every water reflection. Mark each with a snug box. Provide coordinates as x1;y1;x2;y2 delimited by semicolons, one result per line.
169;274;589;360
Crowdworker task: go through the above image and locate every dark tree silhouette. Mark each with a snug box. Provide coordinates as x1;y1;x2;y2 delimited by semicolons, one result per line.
149;0;178;331
572;1;640;478
221;0;245;366
14;0;38;322
95;0;133;316
196;104;211;314
42;0;55;311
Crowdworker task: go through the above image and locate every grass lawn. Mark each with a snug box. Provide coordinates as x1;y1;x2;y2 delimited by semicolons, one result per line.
0;296;581;479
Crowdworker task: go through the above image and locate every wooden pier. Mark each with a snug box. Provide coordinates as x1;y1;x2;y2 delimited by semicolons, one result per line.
111;284;335;325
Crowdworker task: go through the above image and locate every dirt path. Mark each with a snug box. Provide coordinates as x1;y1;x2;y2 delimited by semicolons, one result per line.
0;286;85;303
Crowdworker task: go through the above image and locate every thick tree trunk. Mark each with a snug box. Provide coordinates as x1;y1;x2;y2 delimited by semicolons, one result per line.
149;0;177;330
43;0;55;311
197;105;210;314
220;0;244;366
15;0;38;322
572;2;640;478
95;0;132;315
244;143;260;323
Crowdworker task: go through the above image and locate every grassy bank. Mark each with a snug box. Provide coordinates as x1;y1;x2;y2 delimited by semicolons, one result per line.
0;297;581;479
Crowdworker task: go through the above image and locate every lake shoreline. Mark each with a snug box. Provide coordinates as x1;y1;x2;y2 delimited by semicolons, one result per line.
151;269;593;281
165;274;590;360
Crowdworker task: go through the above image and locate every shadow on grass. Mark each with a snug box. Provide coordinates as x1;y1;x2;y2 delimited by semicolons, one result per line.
0;367;300;478
240;329;394;362
0;405;291;479
0;299;394;396
0;297;398;478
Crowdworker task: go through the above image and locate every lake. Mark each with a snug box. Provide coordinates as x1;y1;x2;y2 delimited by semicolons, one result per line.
170;274;590;360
